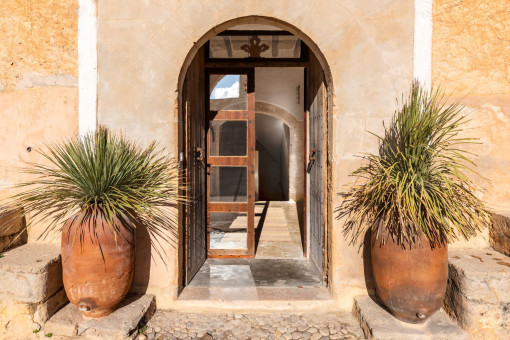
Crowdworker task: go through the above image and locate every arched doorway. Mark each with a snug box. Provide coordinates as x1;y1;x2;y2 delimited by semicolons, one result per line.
178;19;332;294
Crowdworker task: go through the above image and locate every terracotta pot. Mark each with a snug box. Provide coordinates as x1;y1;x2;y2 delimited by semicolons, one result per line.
61;212;135;318
371;227;448;323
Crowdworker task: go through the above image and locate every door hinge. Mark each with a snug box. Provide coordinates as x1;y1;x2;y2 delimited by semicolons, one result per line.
179;151;186;169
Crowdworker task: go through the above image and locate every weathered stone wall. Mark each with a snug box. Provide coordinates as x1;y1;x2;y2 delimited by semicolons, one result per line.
0;0;78;91
433;0;510;213
0;0;79;243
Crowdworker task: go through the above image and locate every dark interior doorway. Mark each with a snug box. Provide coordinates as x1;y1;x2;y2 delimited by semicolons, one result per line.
255;113;290;201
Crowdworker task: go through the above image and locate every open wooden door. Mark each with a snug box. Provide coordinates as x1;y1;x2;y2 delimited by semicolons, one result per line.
306;53;328;282
206;69;256;258
183;48;207;284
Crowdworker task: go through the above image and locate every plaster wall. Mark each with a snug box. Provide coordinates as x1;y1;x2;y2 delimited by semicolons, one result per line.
0;0;79;243
97;0;414;308
432;0;510;216
255;68;304;121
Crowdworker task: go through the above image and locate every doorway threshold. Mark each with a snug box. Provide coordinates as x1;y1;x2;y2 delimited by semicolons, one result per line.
179;258;330;302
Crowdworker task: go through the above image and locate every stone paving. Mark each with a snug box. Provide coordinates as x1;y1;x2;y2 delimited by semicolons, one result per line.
140;310;365;340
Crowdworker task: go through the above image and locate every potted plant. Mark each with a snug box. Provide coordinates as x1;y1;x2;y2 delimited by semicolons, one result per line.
1;126;184;318
337;81;491;323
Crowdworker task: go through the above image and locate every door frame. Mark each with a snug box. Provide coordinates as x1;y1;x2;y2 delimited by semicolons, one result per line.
180;41;330;285
206;68;256;258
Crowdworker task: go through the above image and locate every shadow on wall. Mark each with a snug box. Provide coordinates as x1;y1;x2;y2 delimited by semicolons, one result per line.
363;229;375;296
256;113;289;201
131;226;151;293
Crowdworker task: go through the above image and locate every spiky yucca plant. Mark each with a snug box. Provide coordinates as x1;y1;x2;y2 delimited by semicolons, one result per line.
337;81;491;247
1;126;184;246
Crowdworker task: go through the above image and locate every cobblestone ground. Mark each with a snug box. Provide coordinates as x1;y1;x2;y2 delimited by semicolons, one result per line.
139;310;365;340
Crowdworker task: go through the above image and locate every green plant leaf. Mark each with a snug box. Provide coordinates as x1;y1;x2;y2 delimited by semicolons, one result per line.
336;81;492;248
0;126;187;255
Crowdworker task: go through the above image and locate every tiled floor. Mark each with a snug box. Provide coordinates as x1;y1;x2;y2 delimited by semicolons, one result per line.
255;201;303;258
181;201;316;300
209;200;304;258
180;258;329;301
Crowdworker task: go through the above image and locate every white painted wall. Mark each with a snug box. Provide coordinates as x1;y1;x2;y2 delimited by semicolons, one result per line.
414;0;433;88
255;68;304;121
78;0;97;136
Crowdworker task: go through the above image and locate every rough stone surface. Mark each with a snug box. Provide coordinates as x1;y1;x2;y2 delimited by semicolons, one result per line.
0;244;67;339
433;0;510;97
490;213;510;256
0;230;27;253
143;310;364;340
445;249;510;339
44;294;155;340
33;288;68;324
0;0;78;91
0;209;26;253
354;296;467;340
0;210;24;238
0;244;62;303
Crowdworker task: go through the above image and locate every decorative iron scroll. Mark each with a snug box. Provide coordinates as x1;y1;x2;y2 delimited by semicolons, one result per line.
241;36;269;58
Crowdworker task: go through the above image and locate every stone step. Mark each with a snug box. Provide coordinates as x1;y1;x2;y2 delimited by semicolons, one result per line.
44;294;155;340
445;248;510;339
179;286;331;301
0;243;68;338
354;296;467;340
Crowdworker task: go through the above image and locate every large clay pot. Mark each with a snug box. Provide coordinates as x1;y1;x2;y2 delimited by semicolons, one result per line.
371;227;448;323
61;212;135;318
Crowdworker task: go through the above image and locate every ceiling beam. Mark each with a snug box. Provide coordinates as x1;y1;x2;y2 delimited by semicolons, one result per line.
271;35;279;58
223;36;233;58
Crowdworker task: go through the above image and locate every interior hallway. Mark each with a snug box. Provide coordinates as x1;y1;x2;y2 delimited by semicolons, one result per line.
255;201;303;258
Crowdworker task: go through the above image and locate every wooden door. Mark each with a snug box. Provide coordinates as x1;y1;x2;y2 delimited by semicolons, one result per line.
183;48;207;284
206;69;255;258
306;54;327;280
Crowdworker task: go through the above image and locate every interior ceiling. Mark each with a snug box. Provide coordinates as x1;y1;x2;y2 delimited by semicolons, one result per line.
210;25;298;59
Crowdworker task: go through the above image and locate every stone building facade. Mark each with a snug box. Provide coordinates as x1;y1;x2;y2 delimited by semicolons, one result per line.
0;0;509;329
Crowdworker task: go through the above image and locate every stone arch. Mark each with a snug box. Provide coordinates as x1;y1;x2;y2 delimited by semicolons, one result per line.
177;15;334;98
176;15;334;206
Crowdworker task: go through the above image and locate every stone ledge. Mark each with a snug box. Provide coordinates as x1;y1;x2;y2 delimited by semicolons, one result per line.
490;212;510;256
354;296;467;340
0;243;62;303
0;209;24;238
44;294;155;340
445;249;510;339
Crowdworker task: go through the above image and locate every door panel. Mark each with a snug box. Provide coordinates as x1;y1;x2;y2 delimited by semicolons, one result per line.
184;48;207;284
206;69;255;258
306;53;327;281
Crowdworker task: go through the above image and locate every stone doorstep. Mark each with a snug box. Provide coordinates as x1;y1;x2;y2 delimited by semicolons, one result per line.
44;294;155;340
354;296;467;340
178;286;331;301
0;243;62;304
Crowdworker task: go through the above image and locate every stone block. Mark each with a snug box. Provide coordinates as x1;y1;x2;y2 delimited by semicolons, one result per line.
0;244;62;303
45;294;155;340
34;287;69;324
0;209;24;238
0;229;27;253
490;213;510;256
445;249;510;339
354;296;467;340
